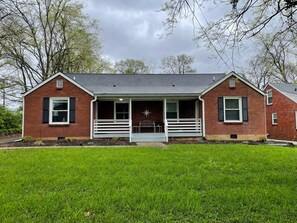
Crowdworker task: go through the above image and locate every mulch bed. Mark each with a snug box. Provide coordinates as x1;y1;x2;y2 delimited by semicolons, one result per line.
0;138;136;147
0;136;274;148
167;137;265;145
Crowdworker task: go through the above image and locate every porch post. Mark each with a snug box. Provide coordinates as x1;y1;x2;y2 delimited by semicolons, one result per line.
195;100;198;119
195;100;198;130
129;98;132;142
163;98;168;142
198;96;205;138
90;96;97;140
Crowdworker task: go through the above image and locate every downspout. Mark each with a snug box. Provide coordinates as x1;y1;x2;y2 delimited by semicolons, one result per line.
22;97;25;139
264;93;267;139
90;96;97;140
198;95;205;138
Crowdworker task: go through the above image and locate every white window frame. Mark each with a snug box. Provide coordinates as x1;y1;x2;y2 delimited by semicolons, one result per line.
49;97;70;125
223;96;242;123
295;111;297;129
56;79;63;89
114;101;129;120
166;101;179;120
267;89;272;105
229;79;236;88
272;113;277;125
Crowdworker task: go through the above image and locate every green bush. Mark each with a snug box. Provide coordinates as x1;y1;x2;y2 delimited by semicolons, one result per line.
0;106;22;135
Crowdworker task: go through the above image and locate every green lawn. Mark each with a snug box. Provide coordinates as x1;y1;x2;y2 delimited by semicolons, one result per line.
1;144;297;222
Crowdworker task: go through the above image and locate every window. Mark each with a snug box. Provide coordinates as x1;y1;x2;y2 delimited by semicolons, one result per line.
295;111;297;129
267;90;272;105
166;102;178;119
56;79;63;89
116;103;129;119
229;79;236;88
272;113;277;125
224;97;242;122
50;97;69;124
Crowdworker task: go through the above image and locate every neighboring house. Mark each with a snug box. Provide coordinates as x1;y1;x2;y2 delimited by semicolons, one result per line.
265;83;297;141
23;72;266;142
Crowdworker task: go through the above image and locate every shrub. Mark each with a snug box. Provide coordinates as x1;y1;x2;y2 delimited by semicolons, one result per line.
23;136;33;142
0;106;22;135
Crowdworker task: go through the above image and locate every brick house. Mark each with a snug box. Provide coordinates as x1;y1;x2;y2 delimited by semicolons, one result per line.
265;83;297;141
23;72;266;142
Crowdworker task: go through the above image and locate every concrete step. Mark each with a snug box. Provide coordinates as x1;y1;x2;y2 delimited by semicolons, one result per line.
131;133;166;142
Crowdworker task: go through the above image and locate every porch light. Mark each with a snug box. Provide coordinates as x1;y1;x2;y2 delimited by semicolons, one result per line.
119;98;123;101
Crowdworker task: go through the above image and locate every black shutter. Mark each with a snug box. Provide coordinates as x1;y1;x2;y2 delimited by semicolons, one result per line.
70;97;76;123
242;97;248;122
43;97;49;123
218;97;224;122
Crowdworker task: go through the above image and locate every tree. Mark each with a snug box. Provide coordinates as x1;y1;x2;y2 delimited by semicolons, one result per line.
160;54;196;74
245;55;273;90
114;59;150;74
161;0;297;48
0;0;107;93
245;34;297;87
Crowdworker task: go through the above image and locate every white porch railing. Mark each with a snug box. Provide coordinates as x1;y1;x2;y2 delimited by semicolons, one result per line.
166;118;202;134
94;119;130;135
93;118;202;140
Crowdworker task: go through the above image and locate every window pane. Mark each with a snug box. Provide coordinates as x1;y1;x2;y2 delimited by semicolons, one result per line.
268;90;272;97
167;112;177;119
52;111;68;122
225;99;239;109
53;100;68;110
268;97;272;104
116;103;128;113
272;113;277;124
116;103;129;119
116;113;129;119
226;110;240;121
167;103;177;112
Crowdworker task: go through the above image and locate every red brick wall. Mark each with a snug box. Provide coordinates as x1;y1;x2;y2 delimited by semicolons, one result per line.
202;77;266;140
24;76;93;139
265;85;297;141
132;101;163;131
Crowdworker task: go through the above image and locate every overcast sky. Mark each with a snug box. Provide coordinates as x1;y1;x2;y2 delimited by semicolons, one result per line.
84;0;246;73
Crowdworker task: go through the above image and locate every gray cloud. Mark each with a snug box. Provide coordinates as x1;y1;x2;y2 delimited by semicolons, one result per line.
84;0;240;73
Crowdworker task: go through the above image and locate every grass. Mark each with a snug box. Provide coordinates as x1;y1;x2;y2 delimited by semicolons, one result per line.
0;144;297;222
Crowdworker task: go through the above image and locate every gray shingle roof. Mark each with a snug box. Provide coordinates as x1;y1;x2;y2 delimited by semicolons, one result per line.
65;73;227;96
270;83;297;103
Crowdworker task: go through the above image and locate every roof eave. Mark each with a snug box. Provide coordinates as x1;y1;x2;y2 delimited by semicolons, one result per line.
23;72;94;97
201;71;265;96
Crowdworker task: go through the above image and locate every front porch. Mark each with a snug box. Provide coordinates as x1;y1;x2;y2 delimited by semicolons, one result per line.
92;99;202;142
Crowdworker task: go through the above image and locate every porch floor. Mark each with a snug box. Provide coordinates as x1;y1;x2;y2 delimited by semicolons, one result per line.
131;133;166;142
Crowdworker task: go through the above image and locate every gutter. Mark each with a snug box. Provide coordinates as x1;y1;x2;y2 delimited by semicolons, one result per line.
93;93;202;97
90;96;97;140
198;95;205;138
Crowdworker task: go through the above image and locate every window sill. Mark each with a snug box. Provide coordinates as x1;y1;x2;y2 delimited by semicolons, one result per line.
223;121;243;124
48;123;70;127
